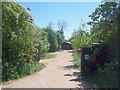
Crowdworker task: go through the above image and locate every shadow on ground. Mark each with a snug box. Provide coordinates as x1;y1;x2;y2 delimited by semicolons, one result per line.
64;71;97;88
70;72;97;88
67;50;74;57
69;59;74;62
67;50;73;53
63;51;97;88
63;65;74;70
63;64;97;88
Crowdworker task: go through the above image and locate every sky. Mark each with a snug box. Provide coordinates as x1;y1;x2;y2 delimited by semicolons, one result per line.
20;2;101;40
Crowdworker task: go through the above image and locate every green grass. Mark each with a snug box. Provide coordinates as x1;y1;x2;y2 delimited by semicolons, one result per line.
73;50;81;70
0;30;1;58
58;50;64;52
44;53;57;59
30;63;45;74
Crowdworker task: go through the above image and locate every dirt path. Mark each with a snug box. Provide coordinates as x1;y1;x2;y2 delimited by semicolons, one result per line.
2;50;95;88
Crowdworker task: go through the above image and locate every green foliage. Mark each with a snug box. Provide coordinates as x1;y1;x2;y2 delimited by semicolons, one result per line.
82;2;119;88
30;63;45;74
33;25;50;58
55;30;64;50
43;27;58;52
73;50;80;70
89;2;119;47
71;23;92;50
0;30;1;59
2;2;49;81
70;2;119;88
58;50;64;52
57;20;66;41
88;2;119;68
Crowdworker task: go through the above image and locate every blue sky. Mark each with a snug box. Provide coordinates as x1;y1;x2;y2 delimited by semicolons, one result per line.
20;2;100;39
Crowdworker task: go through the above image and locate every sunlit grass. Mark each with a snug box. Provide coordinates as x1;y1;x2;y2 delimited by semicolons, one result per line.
73;50;81;70
44;53;57;59
30;63;45;74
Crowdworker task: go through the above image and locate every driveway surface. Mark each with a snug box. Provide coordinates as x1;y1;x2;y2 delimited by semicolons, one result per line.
2;50;95;88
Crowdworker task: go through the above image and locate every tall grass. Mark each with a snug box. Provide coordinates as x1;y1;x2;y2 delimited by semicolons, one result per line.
73;50;81;70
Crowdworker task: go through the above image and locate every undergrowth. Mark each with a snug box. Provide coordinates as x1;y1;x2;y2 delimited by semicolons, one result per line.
83;63;118;88
73;50;81;70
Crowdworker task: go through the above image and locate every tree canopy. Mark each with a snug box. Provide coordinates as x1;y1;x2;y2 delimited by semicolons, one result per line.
43;26;58;52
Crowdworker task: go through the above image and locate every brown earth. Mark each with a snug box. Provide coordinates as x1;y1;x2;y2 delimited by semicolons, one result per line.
2;50;96;88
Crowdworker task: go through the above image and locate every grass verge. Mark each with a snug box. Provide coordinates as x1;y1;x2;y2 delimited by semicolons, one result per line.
30;63;45;74
58;50;64;52
73;50;80;70
44;53;56;59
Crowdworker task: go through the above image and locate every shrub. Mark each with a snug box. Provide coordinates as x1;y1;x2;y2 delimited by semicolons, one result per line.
2;2;49;81
43;27;58;52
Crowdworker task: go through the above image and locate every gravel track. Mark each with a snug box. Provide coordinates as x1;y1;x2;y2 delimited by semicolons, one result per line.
2;50;95;88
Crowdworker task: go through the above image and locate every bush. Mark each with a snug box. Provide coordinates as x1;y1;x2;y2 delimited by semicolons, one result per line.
43;27;58;52
2;2;49;81
70;23;92;50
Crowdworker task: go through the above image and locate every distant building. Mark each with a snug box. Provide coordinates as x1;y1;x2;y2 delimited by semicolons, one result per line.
61;42;73;50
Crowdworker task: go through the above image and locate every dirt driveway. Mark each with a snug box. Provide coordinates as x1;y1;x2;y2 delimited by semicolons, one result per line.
2;50;95;88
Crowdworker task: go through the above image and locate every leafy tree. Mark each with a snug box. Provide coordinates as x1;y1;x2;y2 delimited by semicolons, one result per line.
2;2;49;81
70;22;92;50
88;2;119;66
55;30;64;50
43;26;58;52
32;24;50;58
56;20;67;49
69;2;119;88
57;20;66;41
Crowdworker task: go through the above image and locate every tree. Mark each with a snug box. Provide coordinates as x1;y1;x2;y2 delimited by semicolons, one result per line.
43;27;58;52
57;20;67;40
88;2;119;44
88;2;119;63
55;30;63;50
87;3;119;84
2;2;50;81
70;22;92;50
